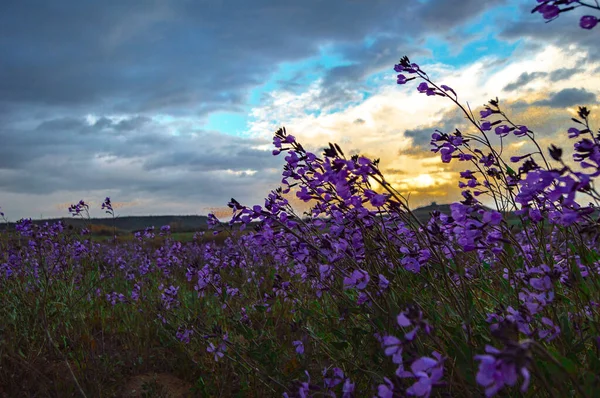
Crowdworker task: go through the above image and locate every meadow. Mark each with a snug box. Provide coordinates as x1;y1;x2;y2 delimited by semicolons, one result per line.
1;3;600;397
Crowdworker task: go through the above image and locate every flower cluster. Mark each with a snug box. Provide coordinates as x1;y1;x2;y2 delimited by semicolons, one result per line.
532;1;599;29
1;5;598;397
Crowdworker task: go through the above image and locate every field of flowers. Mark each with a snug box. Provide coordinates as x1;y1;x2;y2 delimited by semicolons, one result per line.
1;2;600;397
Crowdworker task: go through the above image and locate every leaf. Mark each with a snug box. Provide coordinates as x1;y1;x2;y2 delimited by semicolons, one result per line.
373;317;385;331
548;347;579;375
571;118;583;125
331;341;349;351
506;165;516;177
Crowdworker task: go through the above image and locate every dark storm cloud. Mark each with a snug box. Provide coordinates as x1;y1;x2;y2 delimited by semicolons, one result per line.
403;112;465;149
0;115;282;199
0;0;519;118
499;2;600;61
1;0;593;217
415;0;507;31
0;0;447;116
503;72;547;92
404;127;436;148
314;0;507;107
550;67;585;82
533;88;598;108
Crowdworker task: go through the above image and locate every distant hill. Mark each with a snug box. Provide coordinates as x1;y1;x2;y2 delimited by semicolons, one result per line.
409;203;454;222
4;215;210;234
1;203;531;235
410;203;524;225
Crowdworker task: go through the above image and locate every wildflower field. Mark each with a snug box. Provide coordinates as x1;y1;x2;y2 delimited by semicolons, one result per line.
1;3;600;397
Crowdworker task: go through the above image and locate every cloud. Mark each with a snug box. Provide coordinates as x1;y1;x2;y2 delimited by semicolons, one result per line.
549;67;584;82
1;0;600;219
246;44;600;209
2;0;483;117
499;1;600;63
414;0;507;31
0;114;284;219
503;72;547;92
403;111;466;149
533;88;598;108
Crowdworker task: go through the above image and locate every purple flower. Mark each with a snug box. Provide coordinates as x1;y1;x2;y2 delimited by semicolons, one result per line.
538;317;560;342
176;328;194;344
568;127;580;138
370;193;387;207
475;344;531;397
378;274;390;290
293;340;304;355
396;306;432;341
377;377;394;398
296;371;312;398
417;82;436;96
207;213;221;229
398;352;445;398
480;108;493;118
514;126;528;137
539;4;560;20
343;269;370;290
482;211;502;226
323;367;344;388
494;125;511;137
207;342;224;361
382;335;403;364
440;146;454;163
342;378;355;397
207;337;228;362
440;84;456;96
397;74;408;84
580;15;598;29
101;197;113;213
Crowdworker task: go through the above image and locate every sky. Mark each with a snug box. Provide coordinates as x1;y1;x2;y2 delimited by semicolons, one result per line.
1;0;599;220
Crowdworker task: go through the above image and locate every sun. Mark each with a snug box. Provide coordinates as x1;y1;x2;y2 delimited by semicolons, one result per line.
412;174;436;188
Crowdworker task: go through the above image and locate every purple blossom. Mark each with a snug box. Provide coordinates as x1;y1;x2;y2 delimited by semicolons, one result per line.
538;317;560;342
377;377;394;398
293;340;305;355
482;211;502;226
176;328;194;344
538;4;560;20
382;335;403;365
101;197;113;213
417;82;436;96
399;352;445;398
440;84;456;96
370;193;388;207
580;15;598;29
568;127;581;138
494;125;511;137
396;306;432;341
342;378;355;397
343;269;370;290
475;344;531;397
207;338;228;362
480;108;493;118
378;274;390;290
323;367;344;388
